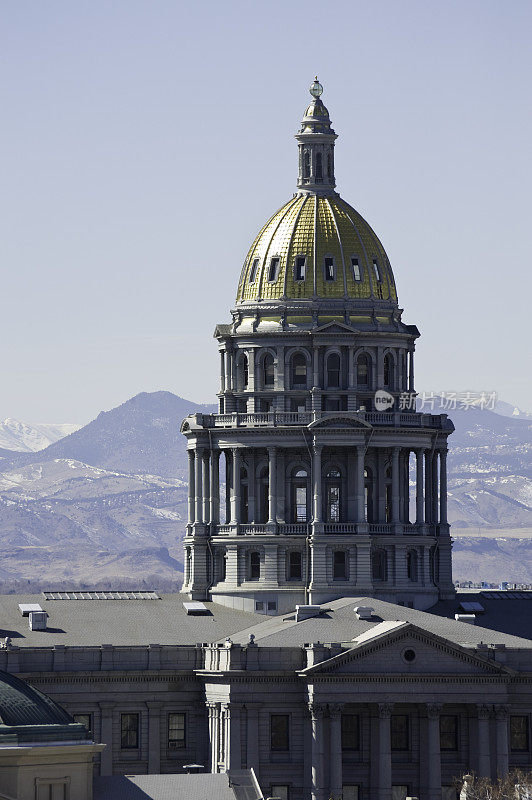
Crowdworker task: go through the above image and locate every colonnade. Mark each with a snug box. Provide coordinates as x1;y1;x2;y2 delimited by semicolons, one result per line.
308;702;509;800
187;445;448;527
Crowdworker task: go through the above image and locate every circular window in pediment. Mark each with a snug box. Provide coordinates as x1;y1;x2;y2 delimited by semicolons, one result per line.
402;648;416;663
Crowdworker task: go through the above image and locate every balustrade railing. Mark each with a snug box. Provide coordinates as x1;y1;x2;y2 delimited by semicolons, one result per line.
198;410;447;430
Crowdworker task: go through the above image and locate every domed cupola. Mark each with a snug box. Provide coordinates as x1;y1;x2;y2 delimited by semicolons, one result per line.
235;80;398;317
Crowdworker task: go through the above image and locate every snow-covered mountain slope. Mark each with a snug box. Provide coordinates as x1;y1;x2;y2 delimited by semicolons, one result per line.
0;419;80;452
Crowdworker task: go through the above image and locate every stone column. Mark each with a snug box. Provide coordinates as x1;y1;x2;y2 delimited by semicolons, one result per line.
147;701;162;774
230;448;241;525
439;448;448;524
202;450;210;524
391;447;400;523
431;450;439;525
99;702;114;776
268;447;277;524
427;703;442;800
226;349;233;392
424;450;433;524
416;449;424;524
194;447;204;524
211;449;220;526
225;703;242;770
309;702;325;800
208;702;219;773
246;705;260;777
188;450;195;524
220;351;226;393
377;703;392;800
476;704;491;777
329;704;343;798
408;349;415;392
356;446;366;523
312;445;323;523
495;705;509;778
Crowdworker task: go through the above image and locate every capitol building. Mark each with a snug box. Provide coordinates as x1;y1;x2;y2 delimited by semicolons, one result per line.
0;81;530;800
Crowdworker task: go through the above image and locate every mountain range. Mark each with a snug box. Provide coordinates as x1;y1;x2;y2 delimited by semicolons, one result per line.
0;391;530;589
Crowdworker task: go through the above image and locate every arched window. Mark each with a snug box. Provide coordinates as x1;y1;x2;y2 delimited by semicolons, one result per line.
325;468;341;523
240;466;249;524
291;468;308;523
263;353;274;387
327;353;341;388
316;152;323;181
327;151;332;177
257;466;269;524
429;545;439;584
303;150;310;179
291;353;307;387
364;467;374;523
372;549;387;581
288;551;302;581
407;550;418;582
237;354;248;391
385;465;392;523
357;354;371;387
384;354;394;389
249;551;260;581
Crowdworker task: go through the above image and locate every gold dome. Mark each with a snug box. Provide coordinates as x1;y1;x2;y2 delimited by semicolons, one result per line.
236;194;397;306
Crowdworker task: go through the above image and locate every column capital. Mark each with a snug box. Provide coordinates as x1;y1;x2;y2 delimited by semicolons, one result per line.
145;701;164;711
494;704;509;720
308;701;326;718
312;442;323;453
476;704;492;719
328;703;344;716
268;446;277;456
378;702;393;719
426;702;443;718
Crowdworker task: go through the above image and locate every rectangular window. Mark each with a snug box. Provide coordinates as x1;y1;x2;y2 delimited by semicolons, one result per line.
73;713;91;732
373;259;382;282
333;550;347;580
510;715;529;751
267;601;277;611
121;712;139;749
268;257;280;282
351;257;362;281
324;256;335;281
250;552;260;580
295;485;307;522
271;787;289;800
295;256;306;281
289;551;302;580
168;712;186;749
36;780;69;800
391;715;409;750
249;258;260;283
341;713;360;750
259;397;273;412
440;715;458;751
271;714;290;751
290;396;307;413
327;485;341;523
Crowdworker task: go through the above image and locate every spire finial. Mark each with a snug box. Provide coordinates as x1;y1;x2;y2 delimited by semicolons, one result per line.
309;77;323;98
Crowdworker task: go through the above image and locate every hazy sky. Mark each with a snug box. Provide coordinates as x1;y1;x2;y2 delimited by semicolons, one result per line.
1;0;531;423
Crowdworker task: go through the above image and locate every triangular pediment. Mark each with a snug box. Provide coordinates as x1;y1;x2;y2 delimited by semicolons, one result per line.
314;321;359;334
300;623;511;677
309;413;372;430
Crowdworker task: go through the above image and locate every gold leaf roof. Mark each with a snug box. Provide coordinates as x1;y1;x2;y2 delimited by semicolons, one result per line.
236;194;398;305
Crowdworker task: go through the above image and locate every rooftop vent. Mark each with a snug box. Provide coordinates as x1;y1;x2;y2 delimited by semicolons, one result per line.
459;601;485;613
183;602;209;615
42;590;159;600
295;605;322;622
28;610;47;631
354;606;374;620
455;613;476;625
18;603;43;617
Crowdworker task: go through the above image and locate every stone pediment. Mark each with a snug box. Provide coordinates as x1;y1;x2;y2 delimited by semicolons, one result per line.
314;321;359;335
309;414;372;430
300;622;511;677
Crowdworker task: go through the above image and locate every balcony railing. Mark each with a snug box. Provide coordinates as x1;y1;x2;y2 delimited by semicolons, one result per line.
197;410;448;430
209;522;427;536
